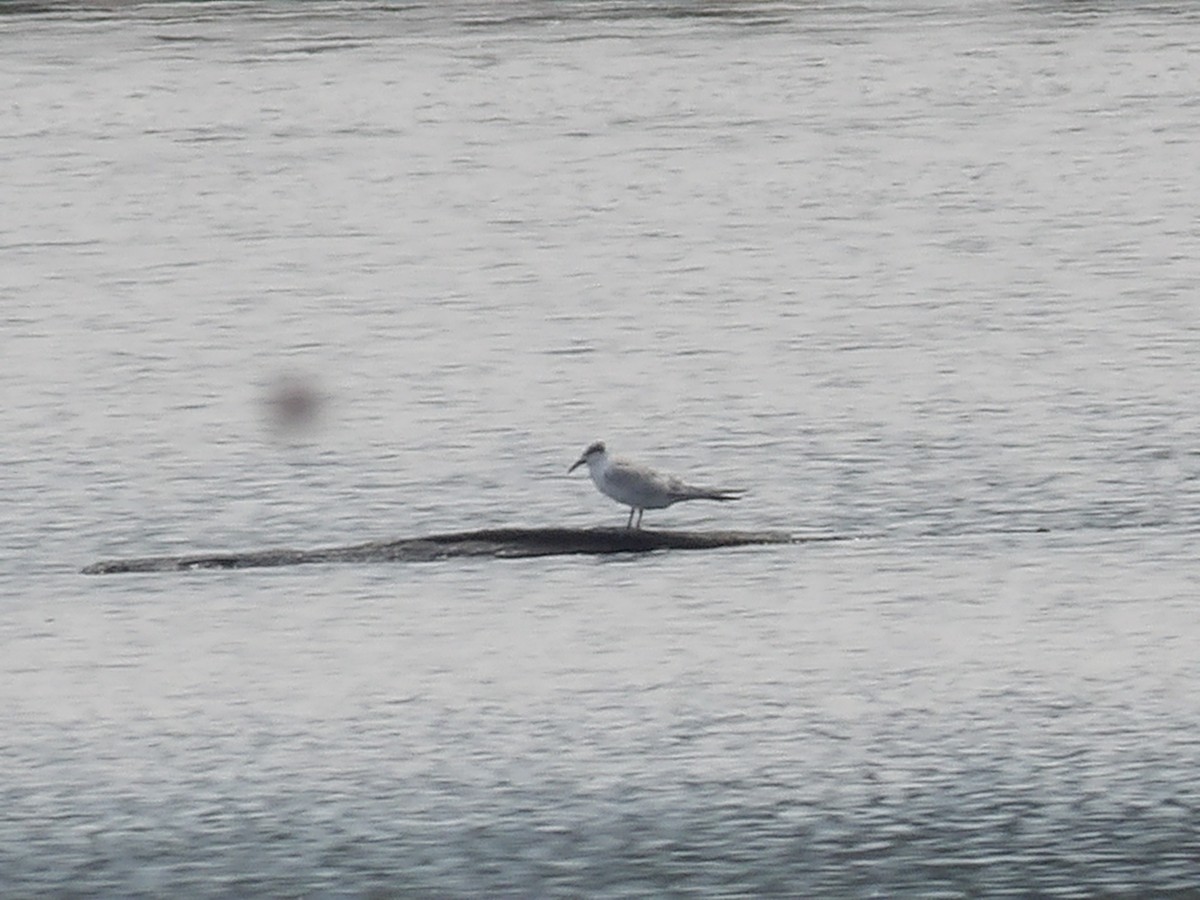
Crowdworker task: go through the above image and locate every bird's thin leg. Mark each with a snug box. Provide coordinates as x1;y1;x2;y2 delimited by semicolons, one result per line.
626;507;635;529
635;508;644;529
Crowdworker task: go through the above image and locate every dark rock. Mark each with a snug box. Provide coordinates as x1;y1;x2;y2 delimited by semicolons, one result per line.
82;526;839;574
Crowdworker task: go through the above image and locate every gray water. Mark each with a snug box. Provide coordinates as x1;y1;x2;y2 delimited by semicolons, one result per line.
4;0;1200;895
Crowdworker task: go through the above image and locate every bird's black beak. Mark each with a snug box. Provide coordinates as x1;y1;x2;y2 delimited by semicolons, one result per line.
568;456;586;473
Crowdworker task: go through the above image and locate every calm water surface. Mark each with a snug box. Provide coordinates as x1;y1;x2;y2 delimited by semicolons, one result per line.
3;0;1200;894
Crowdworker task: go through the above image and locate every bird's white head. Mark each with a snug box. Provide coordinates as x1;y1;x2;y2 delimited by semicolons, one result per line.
568;440;607;473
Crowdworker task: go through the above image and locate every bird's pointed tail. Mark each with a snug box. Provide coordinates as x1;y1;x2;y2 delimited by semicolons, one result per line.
675;486;745;502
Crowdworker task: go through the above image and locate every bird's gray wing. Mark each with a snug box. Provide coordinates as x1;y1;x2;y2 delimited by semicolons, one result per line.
605;460;674;504
607;460;743;505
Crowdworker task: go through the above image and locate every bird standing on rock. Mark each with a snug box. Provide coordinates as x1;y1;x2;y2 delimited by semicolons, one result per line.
568;441;744;529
